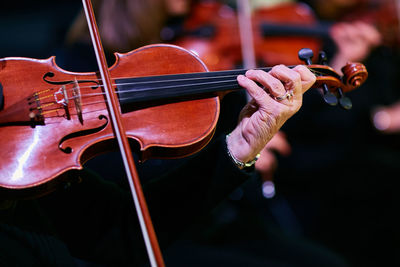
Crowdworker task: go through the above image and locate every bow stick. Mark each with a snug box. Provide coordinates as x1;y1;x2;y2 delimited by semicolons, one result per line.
81;1;165;266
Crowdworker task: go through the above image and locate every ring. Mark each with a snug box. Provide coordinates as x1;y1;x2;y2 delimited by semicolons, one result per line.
274;90;294;101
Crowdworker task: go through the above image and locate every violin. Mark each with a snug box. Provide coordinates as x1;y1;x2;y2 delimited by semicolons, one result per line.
253;2;324;66
0;1;367;265
0;46;366;191
260;0;400;48
341;0;400;47
166;1;323;70
169;1;241;70
170;0;400;74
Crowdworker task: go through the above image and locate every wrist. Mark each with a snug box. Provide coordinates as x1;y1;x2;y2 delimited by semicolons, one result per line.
226;134;260;170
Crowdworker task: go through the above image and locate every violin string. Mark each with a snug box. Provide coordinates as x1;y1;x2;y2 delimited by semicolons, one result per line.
37;78;238;115
63;71;326;108
39;100;109;117
56;77;242;105
61;68;326;98
41;67;329;110
60;72;247;92
72;78;239;99
52;63;322;88
35;72;333;119
54;65;284;95
54;66;326;95
76;68;326;100
68;67;261;85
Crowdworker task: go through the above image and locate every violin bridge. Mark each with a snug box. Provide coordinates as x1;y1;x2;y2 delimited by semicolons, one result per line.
72;78;84;125
54;85;71;120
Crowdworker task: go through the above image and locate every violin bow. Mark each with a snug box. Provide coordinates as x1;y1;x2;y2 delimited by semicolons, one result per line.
237;0;257;69
81;1;165;266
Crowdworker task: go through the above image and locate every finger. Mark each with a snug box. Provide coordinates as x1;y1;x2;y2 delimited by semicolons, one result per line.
354;21;382;46
330;23;354;44
269;65;302;96
237;74;275;106
245;69;286;98
292;65;316;94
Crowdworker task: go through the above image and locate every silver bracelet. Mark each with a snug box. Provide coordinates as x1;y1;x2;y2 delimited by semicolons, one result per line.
226;134;260;169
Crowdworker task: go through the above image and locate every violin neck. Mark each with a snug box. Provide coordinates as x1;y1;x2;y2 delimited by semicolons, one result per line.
116;68;272;108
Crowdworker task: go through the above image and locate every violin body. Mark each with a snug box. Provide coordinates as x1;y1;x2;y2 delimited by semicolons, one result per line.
0;43;368;192
171;2;322;70
173;1;241;70
253;3;322;66
0;44;219;189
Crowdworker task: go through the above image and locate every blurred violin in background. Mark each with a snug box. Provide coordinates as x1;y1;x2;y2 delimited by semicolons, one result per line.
339;0;400;48
162;0;399;72
162;1;322;70
163;1;241;70
306;0;399;47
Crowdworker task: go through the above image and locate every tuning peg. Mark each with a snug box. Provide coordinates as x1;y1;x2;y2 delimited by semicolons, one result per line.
298;48;314;65
337;88;352;110
322;84;338;106
315;51;338;106
318;51;328;65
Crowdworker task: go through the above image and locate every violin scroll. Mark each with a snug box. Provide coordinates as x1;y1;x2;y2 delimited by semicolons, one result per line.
341;62;368;91
298;48;368;109
310;61;368;94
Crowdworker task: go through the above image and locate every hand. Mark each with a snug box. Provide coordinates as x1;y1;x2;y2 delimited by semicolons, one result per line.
372;101;400;134
226;65;315;165
330;21;382;72
255;131;291;181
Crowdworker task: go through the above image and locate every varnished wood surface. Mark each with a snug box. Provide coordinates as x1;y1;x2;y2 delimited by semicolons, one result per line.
0;44;219;189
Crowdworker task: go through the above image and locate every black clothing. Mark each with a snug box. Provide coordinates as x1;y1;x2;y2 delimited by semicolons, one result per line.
0;135;254;266
275;46;400;266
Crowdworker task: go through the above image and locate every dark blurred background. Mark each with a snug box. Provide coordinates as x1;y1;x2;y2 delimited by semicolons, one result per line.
0;1;80;59
3;1;400;266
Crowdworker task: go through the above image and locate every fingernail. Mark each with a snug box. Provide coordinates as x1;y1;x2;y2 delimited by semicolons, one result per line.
245;69;254;76
237;75;245;82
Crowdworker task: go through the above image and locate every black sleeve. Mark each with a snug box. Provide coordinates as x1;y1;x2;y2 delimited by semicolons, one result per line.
35;135;255;266
145;134;255;245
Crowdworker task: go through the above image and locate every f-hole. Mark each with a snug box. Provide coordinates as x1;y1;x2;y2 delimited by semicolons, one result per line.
58;115;109;153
